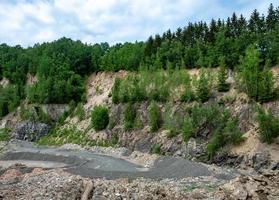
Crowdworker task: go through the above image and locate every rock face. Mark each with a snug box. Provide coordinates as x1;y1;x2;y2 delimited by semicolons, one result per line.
11;121;50;142
0;167;84;200
218;171;279;200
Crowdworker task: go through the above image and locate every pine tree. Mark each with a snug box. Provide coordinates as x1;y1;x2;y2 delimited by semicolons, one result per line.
258;69;274;102
217;57;229;92
197;69;211;102
240;45;261;100
266;3;277;30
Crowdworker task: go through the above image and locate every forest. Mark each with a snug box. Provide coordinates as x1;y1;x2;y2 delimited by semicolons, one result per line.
0;4;279;118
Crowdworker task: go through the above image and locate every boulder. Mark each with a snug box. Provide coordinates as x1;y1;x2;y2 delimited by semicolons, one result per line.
11;120;50;142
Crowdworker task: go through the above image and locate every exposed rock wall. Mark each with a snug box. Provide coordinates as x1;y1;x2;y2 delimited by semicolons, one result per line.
11;120;50;142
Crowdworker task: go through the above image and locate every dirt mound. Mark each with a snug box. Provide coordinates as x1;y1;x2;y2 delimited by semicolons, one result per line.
85;70;128;110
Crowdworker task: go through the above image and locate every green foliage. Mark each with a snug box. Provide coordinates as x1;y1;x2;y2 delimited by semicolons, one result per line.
223;118;244;145
179;71;195;102
75;103;85;121
27;70;85;104
0;128;11;141
124;103;136;131
148;101;161;132
112;78;121;104
163;103;184;138
196;69;211;102
101;42;144;71
183;104;243;159
91;106;109;131
207;130;225;160
151;144;163;155
37;126;117;147
37;107;52;124
217;59;230;92
257;108;279;143
0;5;279;117
239;45;274;102
183;116;194;142
20;104;33;120
112;70;196;103
0;85;20;118
258;69;274;102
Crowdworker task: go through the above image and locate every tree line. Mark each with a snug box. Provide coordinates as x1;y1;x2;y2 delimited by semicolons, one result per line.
0;4;279;117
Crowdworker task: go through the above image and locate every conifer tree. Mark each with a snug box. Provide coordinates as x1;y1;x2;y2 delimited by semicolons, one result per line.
217;57;229;92
197;69;211;102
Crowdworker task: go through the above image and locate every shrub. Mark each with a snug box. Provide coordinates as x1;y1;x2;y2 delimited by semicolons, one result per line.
207;130;225;160
112;78;121;104
151;144;162;155
183;116;194;142
239;45;274;102
257;108;279;143
124;103;136;131
196;69;211;102
130;78;146;102
181;87;195;102
0;85;20;118
75;103;85;121
163;107;184;138
37;126;117;147
183;104;243;159
224;118;244;145
217;64;230;92
148;101;161;132
38;107;52;124
0;128;11;141
20;104;33;120
91;106;109;131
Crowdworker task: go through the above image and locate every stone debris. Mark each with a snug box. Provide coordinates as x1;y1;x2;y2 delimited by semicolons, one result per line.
0;163;278;200
11;120;50;142
217;171;279;200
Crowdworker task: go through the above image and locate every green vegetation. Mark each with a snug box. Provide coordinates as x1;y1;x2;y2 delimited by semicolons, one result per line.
196;69;212;102
239;45;275;102
19;105;52;124
163;103;185;138
124;103;137;131
112;78;121;104
207;118;244;159
0;5;278;119
112;70;197;103
0;85;20;118
75;103;85;121
182;104;243;159
0;128;11;141
257;108;279;143
37;126;117;147
217;59;230;92
151;144;163;155
148;101;161;132
183;116;194;142
91;106;109;131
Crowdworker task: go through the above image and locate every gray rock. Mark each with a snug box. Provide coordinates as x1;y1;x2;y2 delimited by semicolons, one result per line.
11;121;50;142
271;162;279;170
252;152;270;171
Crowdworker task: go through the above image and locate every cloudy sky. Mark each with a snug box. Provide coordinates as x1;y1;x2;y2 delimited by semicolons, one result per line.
0;0;274;47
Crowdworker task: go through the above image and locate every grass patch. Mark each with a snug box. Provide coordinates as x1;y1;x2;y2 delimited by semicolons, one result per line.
257;108;279;143
0;128;11;141
37;126;117;147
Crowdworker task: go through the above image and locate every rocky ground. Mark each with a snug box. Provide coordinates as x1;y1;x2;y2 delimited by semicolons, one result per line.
0;70;279;199
0;164;278;200
0;141;278;200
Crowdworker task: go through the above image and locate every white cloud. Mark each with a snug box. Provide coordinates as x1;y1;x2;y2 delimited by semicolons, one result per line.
0;0;273;47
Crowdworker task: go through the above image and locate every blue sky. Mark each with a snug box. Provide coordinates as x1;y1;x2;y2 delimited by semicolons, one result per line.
0;0;275;47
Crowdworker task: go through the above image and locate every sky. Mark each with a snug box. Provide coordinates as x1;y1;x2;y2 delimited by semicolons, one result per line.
0;0;275;47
